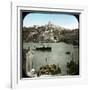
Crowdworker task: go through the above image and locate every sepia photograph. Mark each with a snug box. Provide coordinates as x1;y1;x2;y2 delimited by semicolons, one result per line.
21;11;79;78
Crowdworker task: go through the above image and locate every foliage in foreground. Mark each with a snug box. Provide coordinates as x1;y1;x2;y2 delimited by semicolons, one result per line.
37;64;61;77
67;60;79;75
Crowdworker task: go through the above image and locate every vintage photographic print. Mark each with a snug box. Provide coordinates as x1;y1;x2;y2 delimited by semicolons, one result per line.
21;11;79;78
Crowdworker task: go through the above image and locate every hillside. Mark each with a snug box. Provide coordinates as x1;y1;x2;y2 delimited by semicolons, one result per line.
22;23;79;45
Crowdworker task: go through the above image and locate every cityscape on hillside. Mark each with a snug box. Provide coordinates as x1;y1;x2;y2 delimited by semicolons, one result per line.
22;13;79;78
22;21;79;45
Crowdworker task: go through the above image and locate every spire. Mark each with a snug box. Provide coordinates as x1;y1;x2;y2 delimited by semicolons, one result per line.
48;21;52;25
47;21;53;28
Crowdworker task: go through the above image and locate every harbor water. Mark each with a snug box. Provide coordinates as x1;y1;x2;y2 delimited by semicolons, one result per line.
23;42;79;75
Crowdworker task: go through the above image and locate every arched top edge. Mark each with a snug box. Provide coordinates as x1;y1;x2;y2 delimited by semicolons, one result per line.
21;10;80;21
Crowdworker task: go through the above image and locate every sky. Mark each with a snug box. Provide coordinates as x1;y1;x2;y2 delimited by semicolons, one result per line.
23;13;78;29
